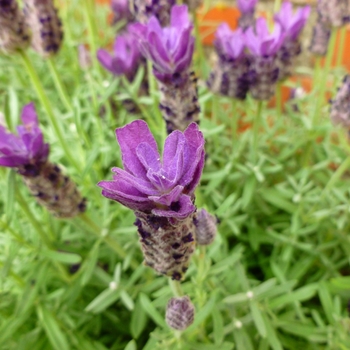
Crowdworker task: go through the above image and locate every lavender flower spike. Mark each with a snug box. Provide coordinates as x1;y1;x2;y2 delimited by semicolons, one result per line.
98;120;205;280
207;25;250;100
237;0;258;31
317;0;350;28
0;103;86;218
309;20;331;56
97;30;143;82
131;0;176;26
166;296;195;330
23;0;64;57
0;0;31;53
111;0;134;25
130;5;199;134
245;18;285;100
330;75;350;130
274;2;311;80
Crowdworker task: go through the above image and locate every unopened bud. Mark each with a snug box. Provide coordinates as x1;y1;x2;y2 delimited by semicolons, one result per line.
194;209;218;246
166;296;195;331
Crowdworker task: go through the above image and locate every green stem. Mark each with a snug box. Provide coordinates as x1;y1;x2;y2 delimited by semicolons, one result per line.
312;28;338;126
253;101;263;163
78;213;139;270
231;99;238;150
276;82;282;118
169;279;184;297
16;190;52;248
273;0;282;13
19;51;81;172
337;27;346;67
47;57;74;113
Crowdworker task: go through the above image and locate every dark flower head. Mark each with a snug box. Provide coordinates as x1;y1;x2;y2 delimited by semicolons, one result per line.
237;0;258;14
98;120;205;219
130;5;194;81
97;29;142;80
274;2;311;40
214;24;245;60
166;296;195;330
0;103;49;168
245;18;285;56
111;0;132;23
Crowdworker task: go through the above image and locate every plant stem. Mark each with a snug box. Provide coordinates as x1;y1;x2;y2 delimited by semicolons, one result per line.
323;154;350;195
47;57;74;113
312;28;338;126
273;0;282;13
19;50;81;172
253;101;263;163
231;99;238;150
169;279;184;297
337;27;346;67
276;82;282;118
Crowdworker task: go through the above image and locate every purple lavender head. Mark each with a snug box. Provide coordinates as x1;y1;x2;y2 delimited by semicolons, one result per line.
111;0;132;23
274;2;311;40
130;5;194;82
237;0;258;14
245;18;285;56
0;103;49;173
97;29;142;81
214;24;245;60
98;120;205;219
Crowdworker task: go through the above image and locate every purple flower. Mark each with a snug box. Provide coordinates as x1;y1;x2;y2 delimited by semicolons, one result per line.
97;30;142;81
237;0;258;14
130;5;194;82
214;24;245;60
98;120;205;219
245;18;285;56
0;103;49;170
111;0;132;23
274;2;311;40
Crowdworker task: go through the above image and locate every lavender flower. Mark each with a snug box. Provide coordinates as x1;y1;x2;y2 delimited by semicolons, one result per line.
182;0;203;12
330;75;350;129
245;18;285;100
131;5;199;133
193;209;217;246
0;103;86;218
309;20;331;56
237;0;258;31
274;2;310;80
111;0;133;24
23;0;64;57
131;0;176;27
98;120;205;279
317;0;349;28
0;0;31;53
207;24;250;100
97;30;143;81
166;296;195;330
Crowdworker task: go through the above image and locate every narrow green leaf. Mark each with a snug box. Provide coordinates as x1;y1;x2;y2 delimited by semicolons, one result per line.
318;282;334;325
211;308;224;345
242;175;256;209
40;250;82;264
80;240;100;286
259;188;296;213
250;301;266;338
124;340;137;350
36;305;69;350
139;293;167;329
120;290;134;311
130;296;149;339
85;288;120;314
5;169;15;222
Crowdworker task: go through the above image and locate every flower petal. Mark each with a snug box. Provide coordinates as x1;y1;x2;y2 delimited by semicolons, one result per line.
152;194;195;219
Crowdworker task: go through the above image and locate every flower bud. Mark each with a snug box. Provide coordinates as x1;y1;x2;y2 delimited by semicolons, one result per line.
194;209;217;246
330;75;350;129
166;296;195;331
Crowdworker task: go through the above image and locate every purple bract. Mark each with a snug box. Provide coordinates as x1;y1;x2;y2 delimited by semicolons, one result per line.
0;103;49;169
274;2;311;40
245;18;285;56
98;120;205;219
214;24;245;60
130;5;194;82
111;0;132;23
97;29;142;81
237;0;258;13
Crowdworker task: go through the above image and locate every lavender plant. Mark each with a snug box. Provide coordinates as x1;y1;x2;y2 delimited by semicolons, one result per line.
131;5;200;134
237;0;258;31
98;120;205;280
0;103;86;218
